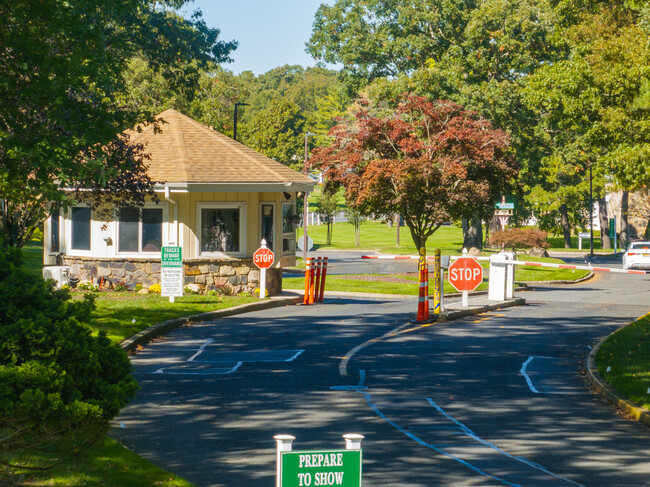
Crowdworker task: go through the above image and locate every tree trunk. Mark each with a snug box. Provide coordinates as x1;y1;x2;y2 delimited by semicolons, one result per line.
620;191;629;249
326;222;333;245
598;196;611;249
355;223;360;246
463;217;483;249
560;204;572;248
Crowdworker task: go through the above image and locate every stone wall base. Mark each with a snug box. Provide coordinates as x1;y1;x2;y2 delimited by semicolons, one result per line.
60;257;282;296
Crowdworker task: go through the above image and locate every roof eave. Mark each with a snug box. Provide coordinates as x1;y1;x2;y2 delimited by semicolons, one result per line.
155;182;316;193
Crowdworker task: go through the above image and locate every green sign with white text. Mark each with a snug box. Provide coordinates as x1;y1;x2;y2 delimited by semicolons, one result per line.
161;246;182;267
280;450;361;487
161;246;183;297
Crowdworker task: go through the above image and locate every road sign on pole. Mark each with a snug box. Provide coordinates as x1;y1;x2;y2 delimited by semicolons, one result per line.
161;246;183;303
275;434;363;487
253;240;274;299
448;251;483;307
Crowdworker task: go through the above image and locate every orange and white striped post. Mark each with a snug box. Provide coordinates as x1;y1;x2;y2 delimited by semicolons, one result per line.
416;247;429;321
423;262;429;317
303;258;312;304
317;257;328;303
416;266;427;321
308;257;317;304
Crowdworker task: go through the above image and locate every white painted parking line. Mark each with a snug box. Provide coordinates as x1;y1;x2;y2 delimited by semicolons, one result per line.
135;343;305;376
153;362;243;375
187;338;215;362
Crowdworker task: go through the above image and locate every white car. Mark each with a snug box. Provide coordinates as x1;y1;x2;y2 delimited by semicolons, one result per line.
622;241;650;270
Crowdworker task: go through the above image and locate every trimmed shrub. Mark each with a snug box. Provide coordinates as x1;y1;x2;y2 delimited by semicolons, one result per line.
489;227;550;253
0;248;138;468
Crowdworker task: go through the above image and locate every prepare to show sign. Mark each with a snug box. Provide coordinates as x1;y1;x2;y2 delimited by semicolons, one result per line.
448;257;483;292
161;246;183;297
280;450;361;487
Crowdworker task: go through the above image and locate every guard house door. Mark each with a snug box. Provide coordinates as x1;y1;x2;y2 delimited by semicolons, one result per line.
261;203;274;251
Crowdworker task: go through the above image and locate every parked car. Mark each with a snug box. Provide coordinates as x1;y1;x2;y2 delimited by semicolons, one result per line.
622;241;650;270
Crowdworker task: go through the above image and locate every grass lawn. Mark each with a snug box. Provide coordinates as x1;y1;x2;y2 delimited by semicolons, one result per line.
90;292;257;343
299;221;466;254
596;313;650;411
10;436;193;487
299;221;614;254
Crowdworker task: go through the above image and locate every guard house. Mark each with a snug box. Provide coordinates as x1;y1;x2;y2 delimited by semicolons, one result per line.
43;109;314;295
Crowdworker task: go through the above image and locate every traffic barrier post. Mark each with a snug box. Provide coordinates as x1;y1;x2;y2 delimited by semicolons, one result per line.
416;266;428;321
433;249;442;313
313;257;322;304
424;263;429;317
317;257;328;303
303;258;312;305
308;258;316;304
303;257;328;305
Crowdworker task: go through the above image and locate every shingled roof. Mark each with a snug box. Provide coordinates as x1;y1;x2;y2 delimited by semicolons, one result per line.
126;109;314;190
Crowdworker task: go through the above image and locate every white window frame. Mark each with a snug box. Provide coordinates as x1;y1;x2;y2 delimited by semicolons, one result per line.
49;207;62;255
282;202;297;256
259;202;276;253
116;203;168;257
65;205;93;257
196;202;246;258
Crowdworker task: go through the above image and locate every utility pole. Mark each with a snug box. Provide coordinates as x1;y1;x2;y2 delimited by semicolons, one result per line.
233;102;249;141
303;133;316;262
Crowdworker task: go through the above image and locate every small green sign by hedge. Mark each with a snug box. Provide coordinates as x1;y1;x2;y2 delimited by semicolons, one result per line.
280;450;361;487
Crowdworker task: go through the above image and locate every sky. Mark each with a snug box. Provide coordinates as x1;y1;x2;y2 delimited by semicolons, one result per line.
180;0;335;75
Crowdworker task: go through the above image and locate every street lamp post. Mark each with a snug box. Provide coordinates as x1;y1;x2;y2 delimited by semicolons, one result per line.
589;161;594;257
303;132;316;262
233;102;249;141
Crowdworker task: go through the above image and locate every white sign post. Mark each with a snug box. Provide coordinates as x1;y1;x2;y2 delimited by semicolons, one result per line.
253;239;274;299
161;246;183;303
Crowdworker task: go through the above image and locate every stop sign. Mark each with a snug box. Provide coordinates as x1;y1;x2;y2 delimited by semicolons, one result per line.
253;247;274;269
448;257;483;292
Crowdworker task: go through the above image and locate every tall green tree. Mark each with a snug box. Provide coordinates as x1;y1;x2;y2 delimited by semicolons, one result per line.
0;0;237;247
307;0;478;90
244;99;306;170
524;2;650;244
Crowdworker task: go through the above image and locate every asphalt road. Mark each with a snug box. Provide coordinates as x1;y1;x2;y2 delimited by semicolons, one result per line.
112;270;650;486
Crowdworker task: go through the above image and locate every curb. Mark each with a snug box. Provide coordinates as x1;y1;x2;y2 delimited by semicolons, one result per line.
436;297;526;321
120;295;302;352
586;330;650;427
517;271;595;286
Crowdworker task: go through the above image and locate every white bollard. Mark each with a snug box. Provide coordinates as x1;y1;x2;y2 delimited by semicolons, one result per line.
488;253;508;301
343;433;364;450
275;435;295;487
504;252;515;299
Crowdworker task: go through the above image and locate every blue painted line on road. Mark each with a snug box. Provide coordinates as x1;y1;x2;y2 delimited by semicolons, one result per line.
336;369;584;486
425;398;584;486
521;356;541;393
360;391;521;487
520;356;577;395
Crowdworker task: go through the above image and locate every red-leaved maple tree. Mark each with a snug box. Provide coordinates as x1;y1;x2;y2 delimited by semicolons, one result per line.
309;93;519;254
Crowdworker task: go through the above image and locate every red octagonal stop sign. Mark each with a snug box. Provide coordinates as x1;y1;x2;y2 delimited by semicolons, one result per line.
253;247;274;269
448;257;483;292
